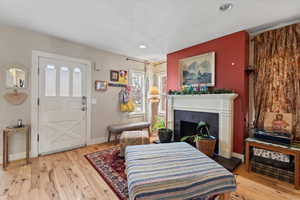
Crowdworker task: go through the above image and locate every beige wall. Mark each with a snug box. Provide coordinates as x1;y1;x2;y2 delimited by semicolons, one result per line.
0;25;145;158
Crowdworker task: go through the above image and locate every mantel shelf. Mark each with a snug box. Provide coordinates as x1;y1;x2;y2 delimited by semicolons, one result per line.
168;93;238;99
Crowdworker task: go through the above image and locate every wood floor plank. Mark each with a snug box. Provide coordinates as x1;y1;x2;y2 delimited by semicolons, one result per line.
39;156;62;200
66;147;118;200
1;142;300;200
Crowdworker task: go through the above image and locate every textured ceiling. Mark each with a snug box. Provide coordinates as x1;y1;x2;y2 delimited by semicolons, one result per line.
0;0;299;61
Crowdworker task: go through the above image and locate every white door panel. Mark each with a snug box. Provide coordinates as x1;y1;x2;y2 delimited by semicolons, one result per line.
38;57;87;155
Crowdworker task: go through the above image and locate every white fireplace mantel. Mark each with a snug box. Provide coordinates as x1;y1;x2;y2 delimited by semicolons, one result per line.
167;94;238;159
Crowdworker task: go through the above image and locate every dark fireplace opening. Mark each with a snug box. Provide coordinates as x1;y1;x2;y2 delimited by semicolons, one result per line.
180;121;199;147
174;110;219;154
180;121;198;137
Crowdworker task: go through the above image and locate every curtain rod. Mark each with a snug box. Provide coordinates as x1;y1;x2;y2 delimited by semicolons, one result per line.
126;57;150;64
249;17;300;38
153;61;166;66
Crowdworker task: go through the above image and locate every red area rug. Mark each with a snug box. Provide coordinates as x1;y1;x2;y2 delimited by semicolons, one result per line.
85;147;244;200
85;147;128;200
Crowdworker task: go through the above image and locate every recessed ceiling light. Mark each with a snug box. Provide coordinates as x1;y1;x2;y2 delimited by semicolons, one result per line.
139;44;147;49
219;3;233;12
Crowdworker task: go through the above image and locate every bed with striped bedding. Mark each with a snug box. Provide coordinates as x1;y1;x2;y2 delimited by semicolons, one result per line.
125;142;236;200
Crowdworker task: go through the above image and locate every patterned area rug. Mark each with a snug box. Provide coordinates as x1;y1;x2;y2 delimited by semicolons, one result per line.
85;147;128;200
85;147;245;200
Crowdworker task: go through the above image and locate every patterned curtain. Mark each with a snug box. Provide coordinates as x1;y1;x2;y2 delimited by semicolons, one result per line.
253;23;300;140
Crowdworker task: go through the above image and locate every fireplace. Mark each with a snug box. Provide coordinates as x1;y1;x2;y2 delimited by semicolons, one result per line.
167;94;238;159
174;110;219;153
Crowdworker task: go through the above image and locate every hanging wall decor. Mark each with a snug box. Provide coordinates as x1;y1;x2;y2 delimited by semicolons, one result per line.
119;87;135;112
110;70;128;83
4;89;27;105
110;70;119;82
118;70;128;85
180;52;215;87
95;81;108;91
5;64;27;89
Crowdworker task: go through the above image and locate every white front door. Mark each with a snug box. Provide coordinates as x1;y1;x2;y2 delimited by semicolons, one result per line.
38;57;87;155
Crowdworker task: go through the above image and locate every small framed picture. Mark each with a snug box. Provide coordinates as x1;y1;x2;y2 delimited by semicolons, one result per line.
110;70;119;82
95;81;108;91
264;112;293;135
118;70;128;85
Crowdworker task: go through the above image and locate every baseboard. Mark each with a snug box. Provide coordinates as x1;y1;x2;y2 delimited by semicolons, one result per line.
0;152;26;164
0;138;107;164
232;152;244;162
87;137;107;145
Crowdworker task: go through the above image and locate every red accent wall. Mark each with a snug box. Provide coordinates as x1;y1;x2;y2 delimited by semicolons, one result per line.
167;31;249;154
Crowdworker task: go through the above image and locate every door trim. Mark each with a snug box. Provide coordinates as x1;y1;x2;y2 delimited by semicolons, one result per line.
31;50;92;157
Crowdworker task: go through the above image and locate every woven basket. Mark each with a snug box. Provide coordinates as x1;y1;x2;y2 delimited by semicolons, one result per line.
196;139;216;157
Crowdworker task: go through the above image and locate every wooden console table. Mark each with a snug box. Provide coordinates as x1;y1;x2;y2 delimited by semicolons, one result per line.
245;138;300;189
2;125;31;169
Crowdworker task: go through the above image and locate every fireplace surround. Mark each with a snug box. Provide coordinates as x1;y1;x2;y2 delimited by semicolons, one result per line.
167;94;238;159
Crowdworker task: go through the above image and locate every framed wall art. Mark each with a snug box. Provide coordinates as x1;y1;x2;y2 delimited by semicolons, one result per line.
110;70;119;82
264;112;293;135
180;52;215;87
95;80;108;91
118;70;128;85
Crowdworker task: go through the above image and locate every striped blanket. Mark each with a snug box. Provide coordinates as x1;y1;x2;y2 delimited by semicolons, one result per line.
125;142;236;200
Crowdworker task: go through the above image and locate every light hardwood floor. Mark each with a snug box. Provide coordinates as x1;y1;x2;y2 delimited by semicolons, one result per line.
1;143;300;200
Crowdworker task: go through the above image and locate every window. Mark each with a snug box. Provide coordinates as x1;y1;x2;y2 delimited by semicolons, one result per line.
60;67;70;96
130;70;145;114
73;68;82;97
45;65;56;96
158;72;167;114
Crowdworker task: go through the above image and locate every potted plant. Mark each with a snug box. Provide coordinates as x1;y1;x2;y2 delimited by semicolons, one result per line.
152;117;173;143
181;121;216;157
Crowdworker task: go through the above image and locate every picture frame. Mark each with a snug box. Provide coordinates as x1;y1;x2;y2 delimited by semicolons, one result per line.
264;112;293;135
180;52;215;87
118;70;128;85
95;80;108;91
110;70;119;82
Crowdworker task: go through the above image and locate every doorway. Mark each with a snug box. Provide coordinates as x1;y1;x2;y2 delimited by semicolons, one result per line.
32;51;92;156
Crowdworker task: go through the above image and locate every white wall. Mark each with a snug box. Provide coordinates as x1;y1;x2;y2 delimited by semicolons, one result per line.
0;25;145;159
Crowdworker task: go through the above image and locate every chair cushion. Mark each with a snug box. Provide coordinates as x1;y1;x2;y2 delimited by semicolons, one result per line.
107;122;150;133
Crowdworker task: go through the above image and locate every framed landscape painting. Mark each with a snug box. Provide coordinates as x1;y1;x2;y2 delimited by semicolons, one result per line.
180;52;215;87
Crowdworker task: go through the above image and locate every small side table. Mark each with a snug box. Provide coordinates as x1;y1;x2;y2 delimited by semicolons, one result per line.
245;138;300;189
3;125;31;169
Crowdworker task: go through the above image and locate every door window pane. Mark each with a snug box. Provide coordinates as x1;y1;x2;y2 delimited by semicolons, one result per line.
60;67;70;96
73;68;82;97
130;71;145;113
45;65;56;96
